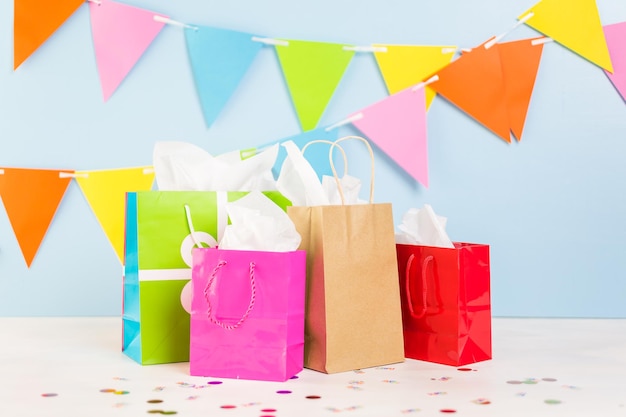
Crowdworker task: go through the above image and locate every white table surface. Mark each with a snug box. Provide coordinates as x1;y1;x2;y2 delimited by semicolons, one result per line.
1;317;625;417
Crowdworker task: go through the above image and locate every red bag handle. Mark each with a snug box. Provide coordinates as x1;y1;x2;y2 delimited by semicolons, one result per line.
204;260;256;330
405;254;433;319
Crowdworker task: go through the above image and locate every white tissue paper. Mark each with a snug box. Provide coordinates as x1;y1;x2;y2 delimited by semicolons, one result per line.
276;140;365;206
321;174;366;205
153;141;278;191
396;204;455;248
219;191;302;252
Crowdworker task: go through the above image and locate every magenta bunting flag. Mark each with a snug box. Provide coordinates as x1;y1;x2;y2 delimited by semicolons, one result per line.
351;86;429;187
603;22;626;102
89;0;167;101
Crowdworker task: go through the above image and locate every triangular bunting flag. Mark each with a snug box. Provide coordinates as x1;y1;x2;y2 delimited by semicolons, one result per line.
185;26;263;127
75;167;155;264
373;44;456;109
497;38;544;141
275;40;355;131
351;86;430;187
519;0;613;72
0;168;73;267
270;128;340;178
603;22;626;102
89;0;167;101
13;0;84;69
429;42;511;143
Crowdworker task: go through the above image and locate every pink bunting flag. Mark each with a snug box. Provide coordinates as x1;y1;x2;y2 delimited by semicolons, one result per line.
89;0;167;101
603;22;626;102
351;86;429;187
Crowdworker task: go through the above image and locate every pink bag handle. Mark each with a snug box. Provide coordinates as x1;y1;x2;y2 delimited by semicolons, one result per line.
405;254;433;319
204;260;256;330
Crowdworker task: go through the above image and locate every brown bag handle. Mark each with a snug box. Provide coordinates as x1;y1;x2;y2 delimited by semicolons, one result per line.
328;136;375;204
405;254;433;319
300;139;349;178
204;260;256;330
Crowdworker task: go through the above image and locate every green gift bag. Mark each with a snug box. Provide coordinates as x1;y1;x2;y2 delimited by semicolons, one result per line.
122;190;290;365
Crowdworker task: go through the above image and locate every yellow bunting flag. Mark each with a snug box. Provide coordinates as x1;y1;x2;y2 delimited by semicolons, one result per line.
275;40;355;131
13;0;85;69
0;168;73;267
373;44;457;109
75;167;155;264
519;0;613;72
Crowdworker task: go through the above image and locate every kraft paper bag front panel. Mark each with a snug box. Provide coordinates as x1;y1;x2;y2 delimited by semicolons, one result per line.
288;203;405;374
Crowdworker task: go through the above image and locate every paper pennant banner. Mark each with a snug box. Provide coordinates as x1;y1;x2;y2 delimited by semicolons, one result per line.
373;44;456;109
519;0;613;72
185;26;263;128
269;128;341;178
275;40;355;131
498;38;544;141
75;167;155;264
351;86;429;187
13;0;84;69
430;42;511;143
603;22;626;102
89;0;167;101
0;168;73;267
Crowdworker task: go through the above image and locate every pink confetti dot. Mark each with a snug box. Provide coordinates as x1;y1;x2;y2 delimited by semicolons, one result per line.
276;390;292;394
261;409;277;413
440;409;457;413
41;393;58;398
220;405;236;409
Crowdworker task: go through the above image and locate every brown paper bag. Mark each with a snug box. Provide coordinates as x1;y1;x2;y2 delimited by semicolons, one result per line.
287;136;405;373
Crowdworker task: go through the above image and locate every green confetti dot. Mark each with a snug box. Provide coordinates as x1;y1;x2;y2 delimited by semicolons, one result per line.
545;399;562;405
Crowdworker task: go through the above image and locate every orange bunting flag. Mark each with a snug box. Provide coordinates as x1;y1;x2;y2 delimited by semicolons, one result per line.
13;0;85;69
429;42;511;143
0;168;73;267
373;44;457;109
519;0;613;72
498;38;545;141
75;167;155;264
275;40;355;131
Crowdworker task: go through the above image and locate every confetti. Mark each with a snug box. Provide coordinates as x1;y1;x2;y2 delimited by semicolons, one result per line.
506;380;523;384
348;380;364;385
440;409;457;413
220;405;236;409
457;368;473;372
114;390;130;395
261;409;277;413
290;375;299;379
522;378;539;385
401;409;421;413
431;377;451;381
515;392;527;397
542;377;557;382
207;381;223;385
472;398;491;405
276;390;292;394
544;399;562;405
153;386;166;392
147;400;163;404
306;395;321;399
41;393;58;398
100;388;116;393
382;380;399;384
428;392;447;396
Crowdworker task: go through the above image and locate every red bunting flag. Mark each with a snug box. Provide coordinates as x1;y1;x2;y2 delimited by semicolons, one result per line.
0;168;73;267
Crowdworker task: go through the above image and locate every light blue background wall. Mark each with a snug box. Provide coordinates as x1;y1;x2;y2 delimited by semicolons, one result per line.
1;0;625;317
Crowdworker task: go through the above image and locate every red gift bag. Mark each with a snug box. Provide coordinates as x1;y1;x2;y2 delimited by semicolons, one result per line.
396;242;492;366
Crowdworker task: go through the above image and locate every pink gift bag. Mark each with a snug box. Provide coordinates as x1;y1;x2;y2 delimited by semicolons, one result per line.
190;247;306;381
